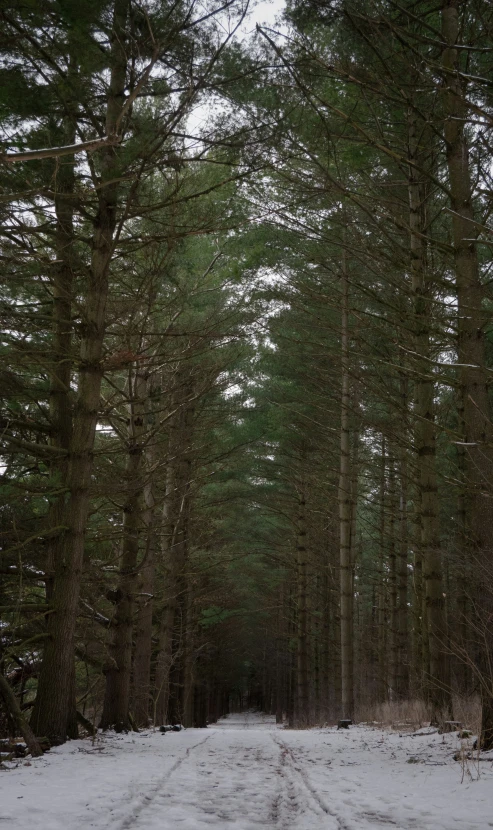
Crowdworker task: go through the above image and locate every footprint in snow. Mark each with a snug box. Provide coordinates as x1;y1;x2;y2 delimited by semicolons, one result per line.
361;811;398;825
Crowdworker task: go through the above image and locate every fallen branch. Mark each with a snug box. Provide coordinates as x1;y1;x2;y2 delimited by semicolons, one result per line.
76;710;97;736
75;646;117;673
1;135;120;163
0;673;43;756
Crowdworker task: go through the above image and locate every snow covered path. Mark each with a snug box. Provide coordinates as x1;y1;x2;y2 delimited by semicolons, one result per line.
2;713;493;829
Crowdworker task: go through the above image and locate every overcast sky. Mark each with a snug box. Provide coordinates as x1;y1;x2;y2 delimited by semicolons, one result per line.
247;0;286;31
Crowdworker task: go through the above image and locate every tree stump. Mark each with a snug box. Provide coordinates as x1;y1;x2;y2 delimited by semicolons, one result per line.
439;721;462;734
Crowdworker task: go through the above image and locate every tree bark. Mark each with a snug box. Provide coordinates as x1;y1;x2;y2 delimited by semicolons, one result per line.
408;104;451;719
131;480;157;727
100;367;149;731
31;0;130;744
296;477;310;725
378;437;388;702
339;248;354;720
182;584;196;728
43;93;78;738
441;0;493;742
397;442;409;698
153;383;194;724
388;462;398;699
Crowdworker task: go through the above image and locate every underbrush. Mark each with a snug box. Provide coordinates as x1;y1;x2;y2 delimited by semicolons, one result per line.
356;698;430;729
355;695;481;732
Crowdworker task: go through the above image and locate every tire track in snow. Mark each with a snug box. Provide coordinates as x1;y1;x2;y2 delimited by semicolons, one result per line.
112;734;211;830
271;739;326;828
272;737;417;830
271;735;352;830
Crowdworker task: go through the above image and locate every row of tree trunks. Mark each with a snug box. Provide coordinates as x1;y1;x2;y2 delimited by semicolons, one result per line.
100;368;149;731
408;107;451;721
153;376;196;726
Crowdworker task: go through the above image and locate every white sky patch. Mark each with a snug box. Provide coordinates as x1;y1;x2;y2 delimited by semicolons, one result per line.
187;0;286;136
247;0;286;31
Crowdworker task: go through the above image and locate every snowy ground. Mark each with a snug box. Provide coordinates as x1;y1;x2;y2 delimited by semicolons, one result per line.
2;712;493;829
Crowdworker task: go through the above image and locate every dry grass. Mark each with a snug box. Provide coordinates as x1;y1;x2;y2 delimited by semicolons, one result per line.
355;695;481;732
451;695;481;733
356;698;431;730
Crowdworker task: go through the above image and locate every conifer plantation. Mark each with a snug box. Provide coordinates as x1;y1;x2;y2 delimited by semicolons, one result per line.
1;0;493;756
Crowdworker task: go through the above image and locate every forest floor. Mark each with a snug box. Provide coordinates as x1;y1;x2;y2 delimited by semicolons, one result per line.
2;712;493;829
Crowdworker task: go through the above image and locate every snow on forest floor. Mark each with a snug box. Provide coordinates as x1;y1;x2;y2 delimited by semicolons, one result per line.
2;712;493;830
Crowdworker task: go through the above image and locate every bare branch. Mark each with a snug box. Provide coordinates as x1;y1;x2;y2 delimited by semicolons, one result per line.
1;135;120;164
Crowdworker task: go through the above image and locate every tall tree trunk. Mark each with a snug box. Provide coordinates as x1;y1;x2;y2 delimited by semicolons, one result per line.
153;460;178;725
275;580;285;724
408;106;451;720
349;426;359;708
388;462;398;700
339;249;354;720
378;437;388;702
100;368;149;731
154;598;176;725
441;0;493;747
132;481;157;727
296;477;310;725
43;103;77;739
397;443;409;698
320;565;331;722
153;384;194;724
182;583;195;728
31;0;130;744
286;579;296;728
